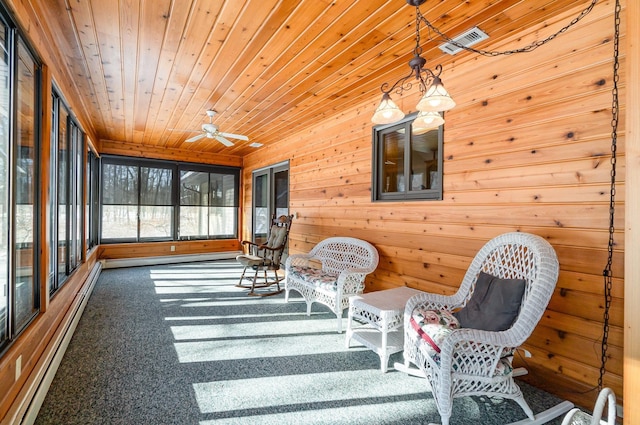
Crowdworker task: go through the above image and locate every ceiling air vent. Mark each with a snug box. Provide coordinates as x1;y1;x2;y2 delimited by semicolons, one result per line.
438;27;489;55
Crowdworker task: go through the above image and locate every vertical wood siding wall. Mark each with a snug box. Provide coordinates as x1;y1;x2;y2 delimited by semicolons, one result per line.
242;0;625;409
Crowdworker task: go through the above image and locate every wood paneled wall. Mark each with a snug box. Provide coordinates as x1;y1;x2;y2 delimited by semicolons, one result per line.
242;0;625;410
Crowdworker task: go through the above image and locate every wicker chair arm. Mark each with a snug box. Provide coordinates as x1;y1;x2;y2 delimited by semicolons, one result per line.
285;253;316;268
404;292;465;319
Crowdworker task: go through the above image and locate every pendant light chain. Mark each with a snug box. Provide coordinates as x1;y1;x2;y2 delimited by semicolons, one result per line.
598;0;620;392
417;0;598;56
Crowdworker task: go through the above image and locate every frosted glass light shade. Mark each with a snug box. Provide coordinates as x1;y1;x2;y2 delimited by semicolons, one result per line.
412;111;444;133
372;93;405;124
416;77;456;112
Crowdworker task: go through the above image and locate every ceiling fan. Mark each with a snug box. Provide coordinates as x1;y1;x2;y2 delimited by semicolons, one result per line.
182;109;249;146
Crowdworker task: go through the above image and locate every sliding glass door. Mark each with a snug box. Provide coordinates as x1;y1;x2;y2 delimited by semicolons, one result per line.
251;161;289;244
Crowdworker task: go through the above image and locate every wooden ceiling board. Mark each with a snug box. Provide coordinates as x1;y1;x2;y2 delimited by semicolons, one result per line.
154;0;270;149
214;1;372;140
160;0;292;150
139;0;197;145
251;0;592;145
133;0;173;136
119;0;141;143
30;0;604;157
223;0;413;146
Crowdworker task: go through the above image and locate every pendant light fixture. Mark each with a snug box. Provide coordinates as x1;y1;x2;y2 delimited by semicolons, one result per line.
371;0;455;128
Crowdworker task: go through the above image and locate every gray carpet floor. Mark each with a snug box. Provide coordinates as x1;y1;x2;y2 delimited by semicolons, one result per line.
35;260;569;425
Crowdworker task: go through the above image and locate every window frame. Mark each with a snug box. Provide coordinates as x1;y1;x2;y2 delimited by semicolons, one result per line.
1;3;43;350
49;88;85;296
99;155;240;243
371;112;444;202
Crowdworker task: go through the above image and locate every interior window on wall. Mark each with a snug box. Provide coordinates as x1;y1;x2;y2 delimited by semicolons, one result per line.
372;112;443;201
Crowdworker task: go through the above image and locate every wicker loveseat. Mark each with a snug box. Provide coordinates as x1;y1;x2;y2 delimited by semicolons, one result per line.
284;237;379;333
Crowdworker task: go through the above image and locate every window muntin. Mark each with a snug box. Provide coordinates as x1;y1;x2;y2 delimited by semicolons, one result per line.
372;113;443;201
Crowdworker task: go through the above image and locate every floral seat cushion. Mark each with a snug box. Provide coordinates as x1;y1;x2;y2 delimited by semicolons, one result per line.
408;306;513;377
409;307;460;356
288;265;339;291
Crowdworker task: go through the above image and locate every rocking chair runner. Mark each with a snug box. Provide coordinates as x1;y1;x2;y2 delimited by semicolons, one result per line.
401;232;566;425
236;214;293;296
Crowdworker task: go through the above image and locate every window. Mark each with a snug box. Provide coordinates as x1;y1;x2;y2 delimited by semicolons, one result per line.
101;161;140;241
179;168;238;240
49;89;85;295
86;149;99;250
372;112;443;201
100;156;239;243
1;5;42;348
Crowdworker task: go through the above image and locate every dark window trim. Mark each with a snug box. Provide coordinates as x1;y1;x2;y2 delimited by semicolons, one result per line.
99;155;240;243
371;112;444;202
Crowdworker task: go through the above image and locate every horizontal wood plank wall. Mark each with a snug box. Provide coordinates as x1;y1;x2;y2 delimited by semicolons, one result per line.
242;0;625;410
98;239;241;260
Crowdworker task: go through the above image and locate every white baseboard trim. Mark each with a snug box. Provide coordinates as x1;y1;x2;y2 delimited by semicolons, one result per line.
100;251;242;269
10;262;102;425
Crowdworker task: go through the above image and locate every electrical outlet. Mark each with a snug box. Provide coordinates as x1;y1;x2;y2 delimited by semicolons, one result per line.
170;245;175;252
15;355;21;381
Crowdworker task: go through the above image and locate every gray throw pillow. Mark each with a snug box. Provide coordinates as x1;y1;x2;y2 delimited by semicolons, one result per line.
453;271;526;331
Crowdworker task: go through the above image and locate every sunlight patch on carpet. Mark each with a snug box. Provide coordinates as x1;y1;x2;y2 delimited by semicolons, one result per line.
174;332;362;363
193;369;429;414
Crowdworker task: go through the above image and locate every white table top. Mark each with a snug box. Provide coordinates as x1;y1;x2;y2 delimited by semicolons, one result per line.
351;286;424;313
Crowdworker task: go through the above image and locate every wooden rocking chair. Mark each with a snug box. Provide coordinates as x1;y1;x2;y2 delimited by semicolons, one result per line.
235;214;293;296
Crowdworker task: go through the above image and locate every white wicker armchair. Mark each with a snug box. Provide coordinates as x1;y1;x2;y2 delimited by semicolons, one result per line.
402;232;559;425
284;237;379;332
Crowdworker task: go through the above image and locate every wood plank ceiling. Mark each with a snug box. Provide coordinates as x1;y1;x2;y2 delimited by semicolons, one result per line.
31;0;586;157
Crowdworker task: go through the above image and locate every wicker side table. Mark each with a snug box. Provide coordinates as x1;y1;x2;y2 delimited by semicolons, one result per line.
345;286;423;372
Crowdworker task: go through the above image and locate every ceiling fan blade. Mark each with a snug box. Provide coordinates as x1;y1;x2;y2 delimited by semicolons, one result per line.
185;133;206;143
219;131;248;141
214;135;235;146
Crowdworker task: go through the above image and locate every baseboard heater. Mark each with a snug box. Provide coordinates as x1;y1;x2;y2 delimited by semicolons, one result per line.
101;251;242;269
12;262;102;425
